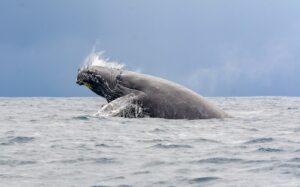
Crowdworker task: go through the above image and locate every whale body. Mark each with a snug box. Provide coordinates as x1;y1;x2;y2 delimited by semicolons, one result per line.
76;66;229;119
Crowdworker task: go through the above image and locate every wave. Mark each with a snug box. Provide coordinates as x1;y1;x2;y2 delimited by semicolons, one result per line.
192;157;244;164
256;147;283;152
188;177;221;184
244;137;274;144
1;136;35;146
150;143;193;149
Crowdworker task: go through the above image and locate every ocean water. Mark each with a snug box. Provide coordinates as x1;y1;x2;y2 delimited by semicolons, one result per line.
0;97;300;187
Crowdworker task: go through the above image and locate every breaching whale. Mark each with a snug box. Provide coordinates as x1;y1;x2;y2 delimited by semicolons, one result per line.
76;66;229;119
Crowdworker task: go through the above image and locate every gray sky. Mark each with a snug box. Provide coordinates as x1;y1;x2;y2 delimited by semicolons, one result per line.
1;0;300;96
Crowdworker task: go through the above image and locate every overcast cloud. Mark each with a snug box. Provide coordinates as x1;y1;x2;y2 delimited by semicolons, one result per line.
0;0;299;96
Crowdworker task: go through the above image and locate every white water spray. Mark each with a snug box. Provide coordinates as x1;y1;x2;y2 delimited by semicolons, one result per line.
81;51;124;70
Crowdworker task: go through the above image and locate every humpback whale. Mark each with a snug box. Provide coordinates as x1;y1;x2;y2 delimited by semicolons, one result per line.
76;66;229;119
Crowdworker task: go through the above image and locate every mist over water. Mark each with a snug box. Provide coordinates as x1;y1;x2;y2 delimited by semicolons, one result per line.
0;97;300;186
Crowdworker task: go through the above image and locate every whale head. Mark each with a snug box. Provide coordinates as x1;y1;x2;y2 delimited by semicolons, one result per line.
76;66;122;102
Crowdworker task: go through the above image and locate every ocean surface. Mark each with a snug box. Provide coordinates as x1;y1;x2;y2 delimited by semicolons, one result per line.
0;97;300;187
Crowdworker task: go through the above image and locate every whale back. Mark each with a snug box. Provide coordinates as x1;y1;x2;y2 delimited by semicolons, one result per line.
119;70;228;119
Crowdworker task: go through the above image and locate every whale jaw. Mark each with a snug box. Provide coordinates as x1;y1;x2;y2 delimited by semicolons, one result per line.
76;66;124;102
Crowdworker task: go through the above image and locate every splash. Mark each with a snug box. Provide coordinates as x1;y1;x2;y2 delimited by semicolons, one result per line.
81;51;124;70
94;94;146;118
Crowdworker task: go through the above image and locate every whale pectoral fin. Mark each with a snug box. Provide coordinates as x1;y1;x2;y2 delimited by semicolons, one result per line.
97;92;147;118
95;83;149;118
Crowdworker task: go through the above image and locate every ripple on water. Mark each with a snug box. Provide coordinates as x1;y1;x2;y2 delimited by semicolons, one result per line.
242;159;278;164
95;143;122;148
56;158;85;164
279;163;300;169
152;181;168;185
256;147;283;152
244;137;274;144
94;158;117;164
1;136;35;145
132;171;151;175
91;185;132;187
151;143;193;149
51;157;117;164
288;158;300;162
192;138;221;144
138;139;164;143
0;160;36;167
72;115;90;120
95;143;110;148
193;157;244;164
188;177;221;184
149;128;166;133
143;161;167;167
